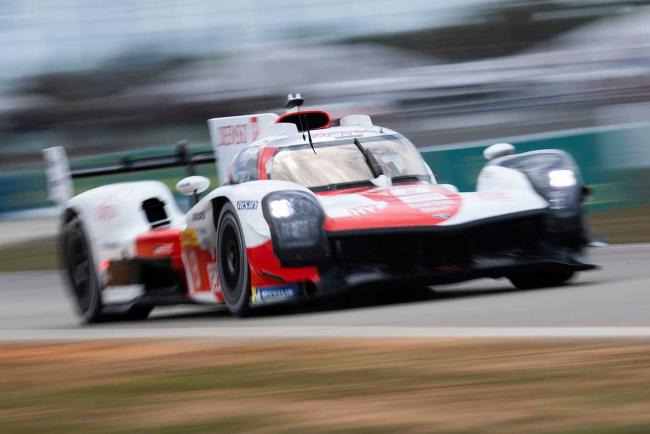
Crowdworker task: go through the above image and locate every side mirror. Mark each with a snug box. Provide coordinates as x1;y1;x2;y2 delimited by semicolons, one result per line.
176;176;210;196
483;143;515;161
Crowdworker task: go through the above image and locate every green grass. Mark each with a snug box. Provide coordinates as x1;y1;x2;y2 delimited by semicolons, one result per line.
588;205;650;244
0;235;58;271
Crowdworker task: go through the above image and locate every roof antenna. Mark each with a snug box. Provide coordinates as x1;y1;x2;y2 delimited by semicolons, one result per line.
286;93;316;154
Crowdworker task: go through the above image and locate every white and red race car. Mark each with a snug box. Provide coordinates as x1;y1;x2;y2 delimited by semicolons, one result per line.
44;95;595;322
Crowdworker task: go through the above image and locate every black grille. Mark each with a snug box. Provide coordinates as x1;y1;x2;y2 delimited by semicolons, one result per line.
329;215;544;270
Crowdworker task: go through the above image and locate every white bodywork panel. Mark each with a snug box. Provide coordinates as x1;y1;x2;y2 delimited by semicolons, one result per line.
439;190;547;226
438;164;549;225
476;164;539;194
188;180;311;251
66;181;184;274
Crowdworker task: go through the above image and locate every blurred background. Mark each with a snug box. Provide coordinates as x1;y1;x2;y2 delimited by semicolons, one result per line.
3;7;650;432
1;0;650;225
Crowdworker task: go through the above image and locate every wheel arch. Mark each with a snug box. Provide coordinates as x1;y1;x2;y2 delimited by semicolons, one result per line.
59;206;81;269
211;196;231;234
62;207;79;224
195;180;310;250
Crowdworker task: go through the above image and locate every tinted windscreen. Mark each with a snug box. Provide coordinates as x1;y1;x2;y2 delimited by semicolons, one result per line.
269;135;428;189
496;151;579;187
499;152;566;173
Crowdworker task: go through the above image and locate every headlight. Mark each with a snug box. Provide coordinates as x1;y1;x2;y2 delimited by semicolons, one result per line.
496;150;584;217
269;199;294;218
262;191;328;266
548;169;577;188
495;150;587;243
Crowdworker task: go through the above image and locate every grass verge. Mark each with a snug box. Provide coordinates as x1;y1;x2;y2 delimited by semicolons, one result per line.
587;206;650;244
0;235;58;272
1;340;650;433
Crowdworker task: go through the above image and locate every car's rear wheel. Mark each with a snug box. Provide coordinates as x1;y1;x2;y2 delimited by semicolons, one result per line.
61;216;104;323
217;203;251;316
62;215;155;323
508;270;575;290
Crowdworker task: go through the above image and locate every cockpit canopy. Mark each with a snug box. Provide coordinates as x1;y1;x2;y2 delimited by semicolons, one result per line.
269;134;431;190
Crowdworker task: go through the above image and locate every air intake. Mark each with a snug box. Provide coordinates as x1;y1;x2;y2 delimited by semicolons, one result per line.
141;198;170;228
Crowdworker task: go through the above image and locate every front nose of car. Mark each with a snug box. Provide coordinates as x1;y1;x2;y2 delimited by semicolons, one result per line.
319;184;462;233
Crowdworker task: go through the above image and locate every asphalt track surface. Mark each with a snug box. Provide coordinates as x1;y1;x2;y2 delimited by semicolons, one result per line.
0;244;649;340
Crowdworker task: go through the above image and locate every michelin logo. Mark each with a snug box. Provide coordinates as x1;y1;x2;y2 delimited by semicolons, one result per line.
251;285;300;305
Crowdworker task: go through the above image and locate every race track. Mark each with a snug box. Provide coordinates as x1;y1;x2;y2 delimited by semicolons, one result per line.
0;244;649;340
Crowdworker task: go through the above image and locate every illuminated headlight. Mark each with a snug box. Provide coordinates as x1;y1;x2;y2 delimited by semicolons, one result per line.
262;191;327;266
548;169;576;188
496;150;585;219
269;199;294;218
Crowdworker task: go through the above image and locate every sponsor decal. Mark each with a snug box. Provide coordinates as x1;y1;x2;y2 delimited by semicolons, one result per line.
349;204;379;216
152;243;174;256
237;200;258;210
100;241;120;250
191;211;206;222
217;116;259;146
312;129;372;139
207;262;221;294
320;194;387;218
187;250;202;290
180;228;199;248
251;284;300;305
390;186;460;221
218;124;248;146
95;204;118;220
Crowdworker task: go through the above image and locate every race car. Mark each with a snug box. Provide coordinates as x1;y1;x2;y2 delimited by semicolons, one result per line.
44;94;595;322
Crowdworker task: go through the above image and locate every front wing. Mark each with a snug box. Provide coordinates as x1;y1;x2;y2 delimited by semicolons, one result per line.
247;211;596;305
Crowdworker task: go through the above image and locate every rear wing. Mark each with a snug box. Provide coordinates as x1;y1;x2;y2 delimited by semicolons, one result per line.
42;142;215;206
207;113;278;185
43;112;280;205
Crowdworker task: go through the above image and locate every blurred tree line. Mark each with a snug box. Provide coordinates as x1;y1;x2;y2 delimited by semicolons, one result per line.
2;0;649;166
348;0;650;60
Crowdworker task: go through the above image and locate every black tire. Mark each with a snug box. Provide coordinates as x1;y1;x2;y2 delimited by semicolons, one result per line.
508;270;575;290
61;216;104;323
216;203;251;316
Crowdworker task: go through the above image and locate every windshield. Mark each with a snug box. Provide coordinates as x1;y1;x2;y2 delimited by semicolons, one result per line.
269;135;430;189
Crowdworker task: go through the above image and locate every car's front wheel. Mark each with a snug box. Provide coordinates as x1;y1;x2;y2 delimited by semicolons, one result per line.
508;270;575;290
217;203;251;316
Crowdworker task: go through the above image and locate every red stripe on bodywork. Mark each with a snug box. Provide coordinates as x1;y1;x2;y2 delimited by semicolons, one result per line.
257;147;277;180
135;228;184;270
247;241;319;287
320;183;462;232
